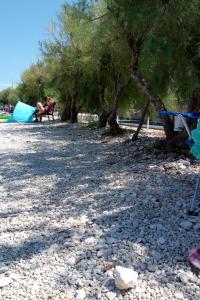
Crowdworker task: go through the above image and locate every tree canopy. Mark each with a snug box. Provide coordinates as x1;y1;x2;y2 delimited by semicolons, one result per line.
4;0;200;139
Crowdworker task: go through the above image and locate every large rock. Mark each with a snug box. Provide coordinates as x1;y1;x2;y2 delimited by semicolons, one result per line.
114;266;138;290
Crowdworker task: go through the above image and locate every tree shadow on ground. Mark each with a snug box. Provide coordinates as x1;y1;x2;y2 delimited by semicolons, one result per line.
0;123;199;299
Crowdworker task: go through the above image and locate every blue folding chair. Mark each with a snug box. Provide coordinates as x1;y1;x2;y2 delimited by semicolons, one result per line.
160;111;200;215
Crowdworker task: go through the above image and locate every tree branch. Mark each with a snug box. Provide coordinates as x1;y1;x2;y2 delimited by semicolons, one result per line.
84;13;109;24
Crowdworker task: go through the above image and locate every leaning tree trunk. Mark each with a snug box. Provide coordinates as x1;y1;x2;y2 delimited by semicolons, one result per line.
130;68;191;149
125;32;174;138
107;73;126;132
129;68;174;138
132;98;150;141
107;7;175;139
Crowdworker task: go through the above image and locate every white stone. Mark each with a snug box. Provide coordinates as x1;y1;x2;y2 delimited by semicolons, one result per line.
106;291;117;300
179;272;190;284
135;285;146;293
9;273;19;280
106;269;114;277
174;291;184;299
76;289;86;300
63;241;74;248
114;266;138;290
0;277;13;288
84;237;96;244
80;215;89;223
97;250;104;258
66;257;76;266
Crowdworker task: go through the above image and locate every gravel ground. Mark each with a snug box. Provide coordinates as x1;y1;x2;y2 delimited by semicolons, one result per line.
0;121;200;300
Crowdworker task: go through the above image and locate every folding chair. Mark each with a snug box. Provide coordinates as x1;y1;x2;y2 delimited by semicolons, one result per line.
160;111;200;215
39;102;56;122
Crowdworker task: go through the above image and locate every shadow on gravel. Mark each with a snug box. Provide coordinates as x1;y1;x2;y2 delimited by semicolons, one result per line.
0;124;199;299
0;227;74;262
89;173;200;299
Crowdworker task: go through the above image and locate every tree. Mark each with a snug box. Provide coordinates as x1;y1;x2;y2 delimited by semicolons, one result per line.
0;87;19;105
41;2;100;123
18;63;46;105
104;0;200;145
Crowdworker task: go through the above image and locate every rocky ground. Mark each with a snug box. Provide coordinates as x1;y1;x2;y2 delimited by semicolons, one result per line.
0;121;200;300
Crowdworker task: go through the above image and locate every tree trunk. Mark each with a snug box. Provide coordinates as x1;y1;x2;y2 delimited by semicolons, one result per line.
107;111;120;131
129;68;174;138
70;97;78;123
61;95;72;121
98;109;111;128
70;107;78;123
132;98;150;141
107;73;125;132
61;104;71;121
98;73;110;128
187;91;200;129
125;33;174;138
106;9;175;139
187;90;200;112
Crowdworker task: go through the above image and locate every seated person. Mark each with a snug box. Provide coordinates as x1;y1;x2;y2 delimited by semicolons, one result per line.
35;96;53;120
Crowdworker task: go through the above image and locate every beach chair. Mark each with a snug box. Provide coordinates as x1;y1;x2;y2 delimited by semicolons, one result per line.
160;111;200;215
39;102;56;122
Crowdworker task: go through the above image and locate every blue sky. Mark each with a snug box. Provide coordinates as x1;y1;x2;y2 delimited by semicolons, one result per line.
0;0;71;91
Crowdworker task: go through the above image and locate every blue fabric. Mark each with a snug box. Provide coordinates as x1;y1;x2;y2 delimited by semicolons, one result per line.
191;128;200;145
191;143;200;159
191;121;200;158
160;111;200;119
7;101;36;123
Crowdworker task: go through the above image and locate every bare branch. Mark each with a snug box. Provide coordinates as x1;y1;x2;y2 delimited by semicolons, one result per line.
83;12;109;24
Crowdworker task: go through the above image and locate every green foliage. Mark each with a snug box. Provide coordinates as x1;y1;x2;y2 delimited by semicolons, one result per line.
106;0;200;107
0;87;19;105
14;0;200;121
18;62;47;105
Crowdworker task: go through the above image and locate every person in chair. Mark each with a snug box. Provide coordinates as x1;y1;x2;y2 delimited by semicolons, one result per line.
35;96;53;121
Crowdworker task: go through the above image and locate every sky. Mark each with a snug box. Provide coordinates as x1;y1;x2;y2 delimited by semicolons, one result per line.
0;0;72;91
